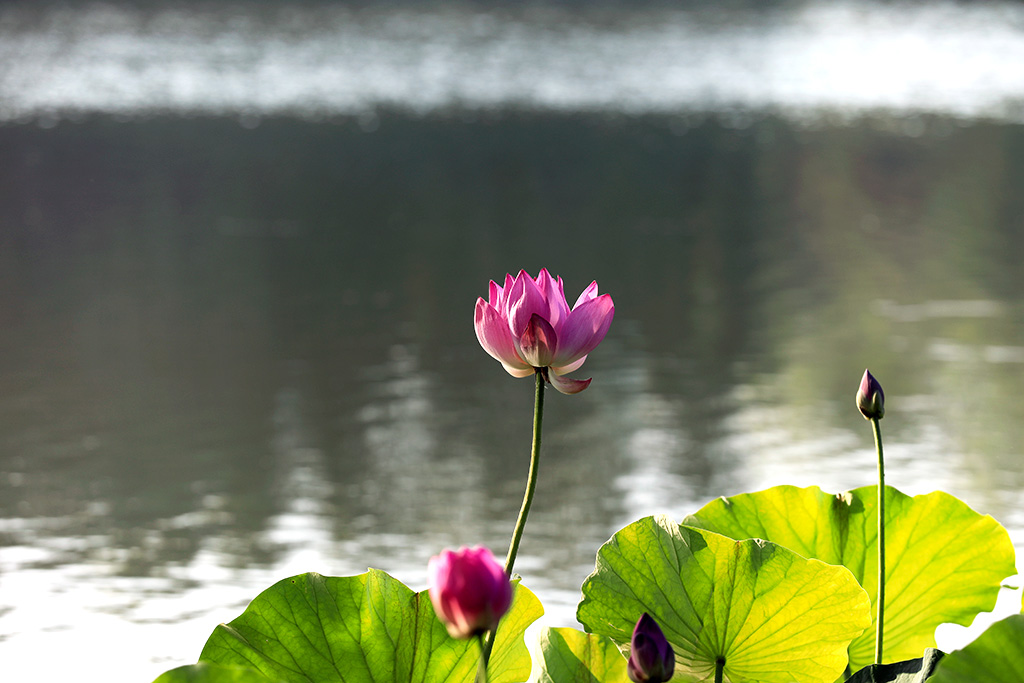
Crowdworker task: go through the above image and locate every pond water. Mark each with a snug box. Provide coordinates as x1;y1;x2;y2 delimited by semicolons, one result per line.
3;0;1024;122
1;1;1024;681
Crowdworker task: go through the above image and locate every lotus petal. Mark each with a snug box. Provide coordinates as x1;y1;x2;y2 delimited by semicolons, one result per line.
474;298;530;370
552;294;614;367
549;371;592;395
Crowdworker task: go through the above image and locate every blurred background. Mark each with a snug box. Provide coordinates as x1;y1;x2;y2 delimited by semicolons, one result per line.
2;0;1024;679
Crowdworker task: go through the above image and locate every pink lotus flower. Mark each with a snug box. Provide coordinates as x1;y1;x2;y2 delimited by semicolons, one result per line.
428;546;513;639
474;269;615;394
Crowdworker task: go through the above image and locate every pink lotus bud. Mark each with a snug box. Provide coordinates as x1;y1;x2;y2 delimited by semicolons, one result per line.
856;369;885;420
627;613;675;683
427;546;512;639
473;268;614;394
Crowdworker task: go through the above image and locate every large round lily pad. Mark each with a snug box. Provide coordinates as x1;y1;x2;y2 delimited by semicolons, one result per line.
197;569;541;683
577;516;871;683
683;485;1016;671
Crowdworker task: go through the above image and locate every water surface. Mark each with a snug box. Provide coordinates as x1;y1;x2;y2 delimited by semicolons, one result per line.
2;2;1024;680
2;1;1024;122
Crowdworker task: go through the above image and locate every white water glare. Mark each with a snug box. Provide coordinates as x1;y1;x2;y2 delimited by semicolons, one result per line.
1;1;1024;123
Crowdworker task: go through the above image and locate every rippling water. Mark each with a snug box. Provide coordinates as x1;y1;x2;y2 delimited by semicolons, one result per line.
2;2;1024;681
2;1;1024;122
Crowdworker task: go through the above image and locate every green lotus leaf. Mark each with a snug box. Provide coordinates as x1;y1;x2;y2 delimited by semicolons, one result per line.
844;648;944;683
198;569;541;683
536;627;628;683
929;614;1024;683
577;516;871;683
683;485;1015;671
153;662;282;682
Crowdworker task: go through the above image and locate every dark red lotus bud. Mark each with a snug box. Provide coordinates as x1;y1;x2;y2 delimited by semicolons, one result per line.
856;369;885;420
627;613;675;683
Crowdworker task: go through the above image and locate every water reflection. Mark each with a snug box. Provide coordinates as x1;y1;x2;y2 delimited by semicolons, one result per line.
263;383;336;572
1;111;1024;678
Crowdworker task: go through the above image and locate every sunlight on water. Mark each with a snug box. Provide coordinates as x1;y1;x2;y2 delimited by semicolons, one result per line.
1;1;1024;123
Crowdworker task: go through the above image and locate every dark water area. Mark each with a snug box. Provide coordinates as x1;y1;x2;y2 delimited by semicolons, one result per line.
2;111;1024;677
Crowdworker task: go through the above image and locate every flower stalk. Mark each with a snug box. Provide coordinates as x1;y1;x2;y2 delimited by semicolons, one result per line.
872;416;885;665
481;370;546;669
475;634;488;683
856;368;886;665
504;370;545;576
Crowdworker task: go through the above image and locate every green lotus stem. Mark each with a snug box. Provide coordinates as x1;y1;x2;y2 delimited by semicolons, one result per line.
715;657;725;683
481;370;547;670
873;416;886;665
475;633;488;683
503;369;545;576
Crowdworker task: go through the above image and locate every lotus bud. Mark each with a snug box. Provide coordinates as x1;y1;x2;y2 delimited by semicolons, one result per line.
427;546;512;639
856;369;885;420
627;613;675;683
